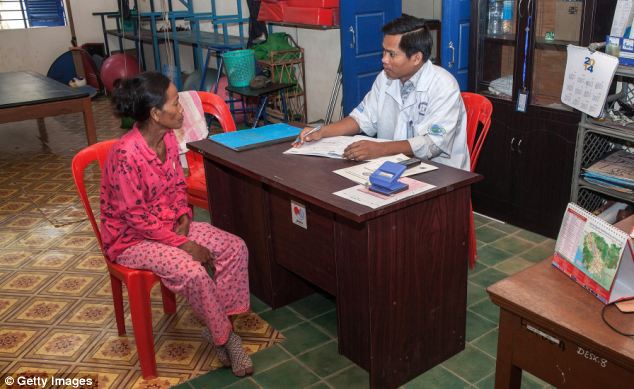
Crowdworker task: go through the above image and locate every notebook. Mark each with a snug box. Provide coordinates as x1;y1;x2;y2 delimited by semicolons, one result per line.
209;123;301;151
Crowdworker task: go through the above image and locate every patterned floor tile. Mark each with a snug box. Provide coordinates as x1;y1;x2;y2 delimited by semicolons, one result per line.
8;230;61;250
127;373;189;389
0;232;23;247
2;362;68;387
9;298;74;324
85;334;137;365
42;274;98;296
68;366;130;389
53;234;96;251
4;215;43;230
26;329;96;361
0;328;40;356
0;297;23;320
155;337;205;368
61;302;114;327
28;251;76;270
0;250;32;269
0;272;53;294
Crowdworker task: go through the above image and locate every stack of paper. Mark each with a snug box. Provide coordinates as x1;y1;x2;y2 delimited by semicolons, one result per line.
284;135;389;159
583;150;634;193
333;154;437;186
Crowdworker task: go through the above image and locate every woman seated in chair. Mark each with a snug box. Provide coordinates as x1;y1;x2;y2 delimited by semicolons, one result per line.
101;71;253;377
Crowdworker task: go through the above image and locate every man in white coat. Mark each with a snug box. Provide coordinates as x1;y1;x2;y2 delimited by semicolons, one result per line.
295;15;470;171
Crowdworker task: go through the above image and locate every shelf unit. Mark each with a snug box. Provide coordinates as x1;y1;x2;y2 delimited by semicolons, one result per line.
93;0;249;88
256;36;307;124
570;66;634;213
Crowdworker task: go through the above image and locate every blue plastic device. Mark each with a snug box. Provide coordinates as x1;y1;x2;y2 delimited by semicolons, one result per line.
368;161;409;195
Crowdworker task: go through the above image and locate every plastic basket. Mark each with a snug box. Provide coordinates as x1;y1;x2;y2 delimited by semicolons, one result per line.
223;49;255;87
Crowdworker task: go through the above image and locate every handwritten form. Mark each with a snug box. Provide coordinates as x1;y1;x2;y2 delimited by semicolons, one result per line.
333;177;436;209
333;154;437;186
284;135;389;159
561;45;619;118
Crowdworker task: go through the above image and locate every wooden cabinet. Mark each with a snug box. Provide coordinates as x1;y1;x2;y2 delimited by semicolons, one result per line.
469;0;616;238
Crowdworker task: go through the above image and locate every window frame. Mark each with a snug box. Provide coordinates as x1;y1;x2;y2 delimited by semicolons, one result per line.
0;0;66;30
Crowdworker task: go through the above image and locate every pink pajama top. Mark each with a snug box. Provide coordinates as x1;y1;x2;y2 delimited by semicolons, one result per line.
100;125;192;261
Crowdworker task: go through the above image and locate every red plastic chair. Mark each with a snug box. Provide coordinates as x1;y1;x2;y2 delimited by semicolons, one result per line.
71;140;177;379
185;91;237;210
461;92;493;269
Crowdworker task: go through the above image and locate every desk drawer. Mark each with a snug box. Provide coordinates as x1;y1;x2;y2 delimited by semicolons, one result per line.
508;315;634;387
268;188;336;295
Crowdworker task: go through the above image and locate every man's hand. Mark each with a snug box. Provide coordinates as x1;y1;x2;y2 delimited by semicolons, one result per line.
292;126;324;147
174;214;191;237
179;240;214;266
342;140;387;161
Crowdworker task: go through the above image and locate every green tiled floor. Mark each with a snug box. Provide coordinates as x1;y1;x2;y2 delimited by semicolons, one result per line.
180;213;555;389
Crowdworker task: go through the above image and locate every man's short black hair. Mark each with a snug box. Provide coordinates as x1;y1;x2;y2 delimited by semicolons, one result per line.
382;14;432;62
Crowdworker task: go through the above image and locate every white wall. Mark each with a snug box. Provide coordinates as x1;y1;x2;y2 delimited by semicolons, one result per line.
0;1;447;124
0;0;117;74
403;0;442;19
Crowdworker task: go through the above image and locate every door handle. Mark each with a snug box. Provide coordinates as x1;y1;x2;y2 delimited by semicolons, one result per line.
517;139;522;154
510;137;516;152
349;26;356;49
448;41;455;68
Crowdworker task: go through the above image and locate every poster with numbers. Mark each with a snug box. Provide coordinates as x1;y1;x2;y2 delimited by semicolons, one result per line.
561;45;619;118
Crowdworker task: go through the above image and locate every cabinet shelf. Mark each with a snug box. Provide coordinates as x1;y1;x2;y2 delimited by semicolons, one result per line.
577;181;634;204
534;37;575;51
483;34;516;45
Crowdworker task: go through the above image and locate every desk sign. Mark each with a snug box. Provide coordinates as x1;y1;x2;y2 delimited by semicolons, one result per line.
291;200;307;229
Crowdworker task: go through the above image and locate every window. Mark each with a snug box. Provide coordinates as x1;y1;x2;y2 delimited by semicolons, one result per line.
0;0;65;30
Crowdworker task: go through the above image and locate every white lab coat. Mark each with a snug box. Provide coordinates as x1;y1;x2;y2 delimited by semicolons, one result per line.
349;61;470;170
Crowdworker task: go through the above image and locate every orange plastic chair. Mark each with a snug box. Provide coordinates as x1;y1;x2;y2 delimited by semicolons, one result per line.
185;91;237;210
71;140;177;379
461;92;493;268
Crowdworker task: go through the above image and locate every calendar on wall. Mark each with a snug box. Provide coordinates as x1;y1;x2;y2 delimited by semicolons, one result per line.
561;45;619;118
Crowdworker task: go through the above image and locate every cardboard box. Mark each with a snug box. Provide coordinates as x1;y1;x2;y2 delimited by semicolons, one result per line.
555;1;582;42
606;35;634;66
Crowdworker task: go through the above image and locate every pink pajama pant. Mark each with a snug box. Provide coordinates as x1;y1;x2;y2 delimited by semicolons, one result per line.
115;222;250;345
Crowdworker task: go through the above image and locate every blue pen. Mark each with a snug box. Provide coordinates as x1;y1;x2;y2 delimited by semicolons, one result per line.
294;125;322;145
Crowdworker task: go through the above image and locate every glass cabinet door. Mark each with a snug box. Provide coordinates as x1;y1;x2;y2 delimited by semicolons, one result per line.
531;0;584;109
475;0;518;100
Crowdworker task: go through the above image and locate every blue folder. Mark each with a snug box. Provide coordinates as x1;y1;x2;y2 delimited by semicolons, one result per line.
209;123;301;151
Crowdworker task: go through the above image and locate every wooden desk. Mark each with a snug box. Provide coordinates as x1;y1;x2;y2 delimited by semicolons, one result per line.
488;259;634;388
0;71;96;145
188;140;481;388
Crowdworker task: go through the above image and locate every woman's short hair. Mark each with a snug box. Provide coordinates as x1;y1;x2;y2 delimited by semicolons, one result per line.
111;71;171;123
382;15;432;62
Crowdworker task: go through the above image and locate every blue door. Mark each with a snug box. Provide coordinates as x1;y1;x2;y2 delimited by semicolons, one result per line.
340;0;401;115
441;0;470;90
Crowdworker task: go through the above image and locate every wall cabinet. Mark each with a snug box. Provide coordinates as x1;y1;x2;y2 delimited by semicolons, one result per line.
469;0;616;237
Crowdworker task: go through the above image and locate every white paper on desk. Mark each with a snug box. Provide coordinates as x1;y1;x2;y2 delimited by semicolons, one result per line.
611;0;634;37
333;177;436;209
561;45;619;118
333;154;438;185
283;135;389;159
